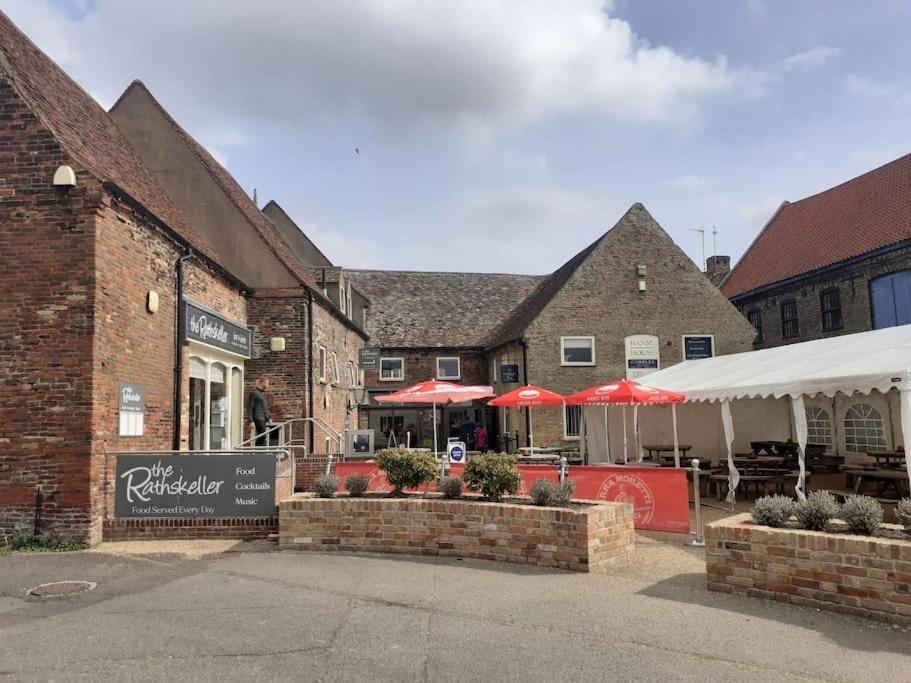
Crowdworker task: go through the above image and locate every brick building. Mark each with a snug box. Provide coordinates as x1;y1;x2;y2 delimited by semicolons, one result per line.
0;13;365;542
723;153;911;349
351;204;756;449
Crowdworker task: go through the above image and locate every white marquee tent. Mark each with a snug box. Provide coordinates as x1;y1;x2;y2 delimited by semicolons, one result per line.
586;326;911;501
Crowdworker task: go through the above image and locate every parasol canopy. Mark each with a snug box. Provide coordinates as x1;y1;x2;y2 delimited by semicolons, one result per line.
565;380;685;406
489;385;565;407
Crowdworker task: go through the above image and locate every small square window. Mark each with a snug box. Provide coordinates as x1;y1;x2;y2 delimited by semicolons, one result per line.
380;357;404;381
561;336;595;366
436;357;461;380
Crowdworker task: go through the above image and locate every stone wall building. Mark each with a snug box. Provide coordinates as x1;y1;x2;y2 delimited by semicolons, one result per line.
351;204;756;450
722;153;911;349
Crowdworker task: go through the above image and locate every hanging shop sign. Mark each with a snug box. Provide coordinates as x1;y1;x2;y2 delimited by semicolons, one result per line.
683;334;714;360
624;334;660;379
118;382;145;437
114;453;276;518
183;300;252;359
359;347;381;370
499;364;520;384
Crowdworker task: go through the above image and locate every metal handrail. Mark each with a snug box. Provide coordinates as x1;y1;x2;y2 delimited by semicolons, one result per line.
235;417;344;454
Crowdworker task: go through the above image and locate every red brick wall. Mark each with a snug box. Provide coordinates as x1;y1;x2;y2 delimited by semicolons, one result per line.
363;349;488;389
0;79;100;541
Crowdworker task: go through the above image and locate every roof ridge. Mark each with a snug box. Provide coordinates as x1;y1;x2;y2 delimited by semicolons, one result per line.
347;268;545;278
262;199;335;267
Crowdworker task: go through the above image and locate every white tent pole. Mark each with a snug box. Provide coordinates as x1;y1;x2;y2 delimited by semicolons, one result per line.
721;400;739;504
604;405;611;463
622;405;628;464
900;389;911;490
672;403;680;468
791;395;808;501
634;405;643;462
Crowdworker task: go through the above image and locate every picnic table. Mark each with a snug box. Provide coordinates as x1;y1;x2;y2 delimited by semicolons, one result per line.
866;451;908;469
751;440;799;457
844;468;910;499
642;444;692;460
518;446;561;455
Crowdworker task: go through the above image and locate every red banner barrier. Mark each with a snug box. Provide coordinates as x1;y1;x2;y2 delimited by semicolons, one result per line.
570;466;690;534
335;462;559;495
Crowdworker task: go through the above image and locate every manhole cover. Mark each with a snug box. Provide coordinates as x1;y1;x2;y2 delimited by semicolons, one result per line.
26;581;96;598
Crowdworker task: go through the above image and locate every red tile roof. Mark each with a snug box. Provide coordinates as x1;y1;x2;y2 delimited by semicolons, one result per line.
722;153;911;298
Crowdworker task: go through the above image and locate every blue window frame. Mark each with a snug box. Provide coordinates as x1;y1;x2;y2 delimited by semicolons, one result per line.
871;271;911;329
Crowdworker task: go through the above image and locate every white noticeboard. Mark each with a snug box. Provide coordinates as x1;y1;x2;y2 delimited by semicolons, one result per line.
624;334;660;380
118;382;145;437
447;441;467;463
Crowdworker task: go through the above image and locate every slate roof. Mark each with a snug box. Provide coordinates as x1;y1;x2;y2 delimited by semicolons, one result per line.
722;153;911;299
347;270;544;347
0;11;228;273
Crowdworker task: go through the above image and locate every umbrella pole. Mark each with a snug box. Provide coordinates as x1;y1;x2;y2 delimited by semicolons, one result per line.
529;406;534;457
433;401;438;457
672;403;680;468
622;405;628;464
603;405;610;463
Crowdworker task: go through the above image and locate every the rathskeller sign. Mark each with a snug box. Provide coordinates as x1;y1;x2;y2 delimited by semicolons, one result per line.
183;299;252;358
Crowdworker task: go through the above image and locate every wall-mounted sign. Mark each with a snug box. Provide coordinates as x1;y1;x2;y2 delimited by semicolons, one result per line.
624;334;660;379
183;300;251;359
683;334;714;361
359;347;381;370
114;453;276;518
500;364;520;384
118;382;145;437
348;429;375;457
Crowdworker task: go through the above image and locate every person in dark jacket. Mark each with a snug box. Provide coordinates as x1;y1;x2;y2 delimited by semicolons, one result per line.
249;375;271;446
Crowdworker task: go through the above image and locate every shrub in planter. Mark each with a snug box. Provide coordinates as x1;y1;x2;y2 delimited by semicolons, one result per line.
462;452;521;502
553;479;576;508
840;495;884;536
438;476;463;499
751;495;795;528
529;478;556;506
314;473;339;498
897;498;911;536
375;448;438;493
794;490;839;531
345;474;370;497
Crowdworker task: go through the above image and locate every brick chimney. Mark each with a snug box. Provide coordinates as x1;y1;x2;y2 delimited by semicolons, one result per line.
705;255;730;286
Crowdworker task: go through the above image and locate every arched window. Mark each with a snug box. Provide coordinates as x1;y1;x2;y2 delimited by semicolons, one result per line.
843;403;886;452
804;406;832;446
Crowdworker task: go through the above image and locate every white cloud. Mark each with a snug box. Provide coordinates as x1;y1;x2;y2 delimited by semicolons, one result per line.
6;0;743;134
779;46;840;72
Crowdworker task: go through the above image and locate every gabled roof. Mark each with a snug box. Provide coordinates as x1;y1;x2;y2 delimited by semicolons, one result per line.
347;270;544;348
262;200;334;269
0;11;227;274
722;153;911;299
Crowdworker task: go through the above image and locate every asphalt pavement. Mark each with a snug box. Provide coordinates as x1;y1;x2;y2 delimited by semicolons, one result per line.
0;535;908;682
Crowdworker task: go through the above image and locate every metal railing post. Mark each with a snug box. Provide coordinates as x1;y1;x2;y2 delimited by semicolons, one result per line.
326;453;334;476
687;458;705;547
558;456;568;484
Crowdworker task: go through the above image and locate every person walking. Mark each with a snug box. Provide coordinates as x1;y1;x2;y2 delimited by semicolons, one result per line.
249;375;271;447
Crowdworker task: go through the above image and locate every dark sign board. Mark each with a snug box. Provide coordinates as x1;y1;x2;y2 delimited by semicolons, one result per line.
183;300;252;358
359;347;381;370
500;364;520;384
627;359;659;370
114;454;276;518
683;335;714;360
118;383;145;437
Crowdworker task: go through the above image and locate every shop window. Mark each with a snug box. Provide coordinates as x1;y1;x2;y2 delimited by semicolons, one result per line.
231;367;243;444
318;346;327;383
436;356;461;380
561;336;595;366
189;356;206;451
747;309;763;343
564;405;582;439
804;405;832;446
189;355;241;451
820;288;842;331
781;300;799;339
843;403;886;452
380;357;404;381
330;352;340;385
209;363;227;449
871;270;911;329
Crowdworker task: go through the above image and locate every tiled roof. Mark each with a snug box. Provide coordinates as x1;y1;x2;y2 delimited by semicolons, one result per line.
347;270;544;347
0;11;228;273
722;153;911;299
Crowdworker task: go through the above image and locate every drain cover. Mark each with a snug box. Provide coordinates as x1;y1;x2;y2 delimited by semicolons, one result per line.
27;581;96;598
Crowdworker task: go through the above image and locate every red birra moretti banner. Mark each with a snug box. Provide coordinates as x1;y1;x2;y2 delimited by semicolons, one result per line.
570;466;690;534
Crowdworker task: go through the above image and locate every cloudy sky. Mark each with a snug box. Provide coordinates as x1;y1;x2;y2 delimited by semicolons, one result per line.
6;0;911;273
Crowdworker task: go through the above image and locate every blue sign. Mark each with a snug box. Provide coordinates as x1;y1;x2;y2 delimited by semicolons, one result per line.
448;442;466;463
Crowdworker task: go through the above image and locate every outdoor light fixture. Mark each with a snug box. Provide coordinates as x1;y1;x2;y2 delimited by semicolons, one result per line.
347;384;369;413
638;280;647;292
52;165;76;187
146;290;159;313
270;337;286;352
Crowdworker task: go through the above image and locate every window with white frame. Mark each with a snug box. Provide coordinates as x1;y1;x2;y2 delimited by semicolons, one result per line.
436;356;460;380
188;353;243;451
380;357;404;381
804;405;833;446
348;360;356;388
318;346;327;383
330;351;340;385
843;402;886;452
561;336;595;366
346;284;353;320
564;405;582;439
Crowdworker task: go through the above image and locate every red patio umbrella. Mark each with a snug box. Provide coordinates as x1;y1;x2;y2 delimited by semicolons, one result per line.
489;386;565;456
374;380;495;455
566;380;686;465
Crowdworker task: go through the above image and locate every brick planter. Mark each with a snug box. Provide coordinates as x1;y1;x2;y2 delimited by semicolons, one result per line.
706;513;911;625
279;495;635;571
